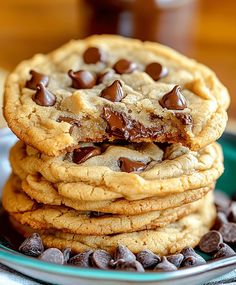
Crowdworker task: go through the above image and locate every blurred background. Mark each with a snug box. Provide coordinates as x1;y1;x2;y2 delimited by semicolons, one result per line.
0;0;235;124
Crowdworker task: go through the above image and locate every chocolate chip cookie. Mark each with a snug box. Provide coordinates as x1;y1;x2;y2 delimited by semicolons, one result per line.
4;35;229;155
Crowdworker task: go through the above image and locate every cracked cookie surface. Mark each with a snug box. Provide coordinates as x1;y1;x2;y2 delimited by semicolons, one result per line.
4;35;229;155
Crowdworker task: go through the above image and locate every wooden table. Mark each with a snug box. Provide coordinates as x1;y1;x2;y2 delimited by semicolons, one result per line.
0;0;235;122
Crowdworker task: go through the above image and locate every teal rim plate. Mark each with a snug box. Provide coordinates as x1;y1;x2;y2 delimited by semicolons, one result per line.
0;131;236;285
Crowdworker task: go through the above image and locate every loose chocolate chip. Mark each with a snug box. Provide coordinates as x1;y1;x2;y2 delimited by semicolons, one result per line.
199;231;223;253
97;70;114;84
118;157;147;173
154;256;177;272
83;47;106;64
145;62;168;81
19;233;44;257
228;202;236;223
100;80;124;102
25;70;49;90
182;255;206;267
181;247;206;265
175;113;193;125
89;211;111;218
213;243;236;259
112;259;145;272
39;248;64;264
212;212;228;230
219;223;236;243
113;59;137;74
63;248;72;264
69;250;93;267
68;70;96;89
92;250;112;269
166;254;184;268
136;249;160;269
159;85;187;110
114;245;136;262
33;83;56;107
214;191;231;211
73;146;101;164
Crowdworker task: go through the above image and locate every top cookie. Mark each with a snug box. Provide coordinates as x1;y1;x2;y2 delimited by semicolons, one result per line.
4;35;229;155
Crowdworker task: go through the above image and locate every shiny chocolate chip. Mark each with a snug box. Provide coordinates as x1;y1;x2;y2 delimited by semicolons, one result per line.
219;223;236;243
213;243;236;259
214;191;231;212
112;260;144;272
114;245;136;263
68;69;96;89
92;250;112;269
166;254;184;268
73;147;101;164
159;85;187;110
25;70;49;90
69;250;93;267
154;257;177;272
39;248;64;264
97;70;114;84
199;230;223;253
113;59;137;74
100;80;124;102
33;83;56;106
145;62;168;81
19;233;44;257
83;47;106;64
182;255;206;267
118;157;147;173
136;249;160;269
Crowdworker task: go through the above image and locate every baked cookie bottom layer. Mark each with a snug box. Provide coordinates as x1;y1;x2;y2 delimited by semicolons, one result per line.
10;190;215;255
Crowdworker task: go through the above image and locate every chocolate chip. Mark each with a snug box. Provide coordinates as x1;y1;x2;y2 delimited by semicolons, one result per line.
63;248;72;264
145;62;168;81
228;202;236;223
154;256;177;272
100;80;124;102
199;231;223;253
182;255;206;267
214;191;231;212
89;211;111;218
213;243;236;259
19;233;44;257
213;212;228;230
92;250;112;269
33;83;56;107
68;70;96;89
113;59;137;74
118;157;146;173
102;107;162;141
136;249;160;269
175;113;193;125
39;248;64;264
83;47;106;64
112;259;144;272
72;146;101;164
114;245;136;262
166;254;184;268
57;116;80;127
219;223;236;244
181;247;206;265
97;70;114;84
25;70;49;90
68;250;93;267
159;85;187;110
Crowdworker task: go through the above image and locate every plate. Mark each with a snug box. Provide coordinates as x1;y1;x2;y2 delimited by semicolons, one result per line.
0;129;236;285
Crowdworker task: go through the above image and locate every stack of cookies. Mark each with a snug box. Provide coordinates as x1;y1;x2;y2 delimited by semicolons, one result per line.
2;35;229;256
